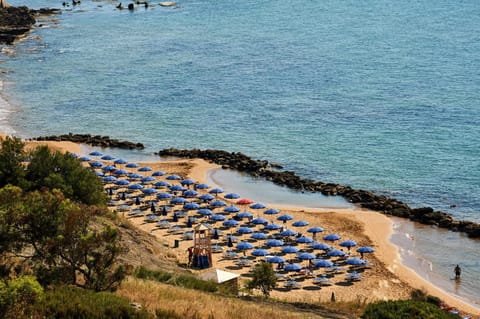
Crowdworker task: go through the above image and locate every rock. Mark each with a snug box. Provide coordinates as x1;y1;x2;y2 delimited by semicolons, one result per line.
33;133;145;150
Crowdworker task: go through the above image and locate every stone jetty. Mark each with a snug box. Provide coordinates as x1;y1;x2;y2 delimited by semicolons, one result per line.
157;147;480;239
33;133;145;150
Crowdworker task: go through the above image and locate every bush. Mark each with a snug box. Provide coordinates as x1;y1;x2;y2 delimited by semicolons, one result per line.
0;276;44;319
134;267;217;293
35;285;151;319
362;300;461;319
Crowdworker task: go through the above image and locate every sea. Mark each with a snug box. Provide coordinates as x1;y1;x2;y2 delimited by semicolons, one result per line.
1;0;479;309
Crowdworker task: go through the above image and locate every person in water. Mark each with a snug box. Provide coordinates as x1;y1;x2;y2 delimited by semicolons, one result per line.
454;264;461;280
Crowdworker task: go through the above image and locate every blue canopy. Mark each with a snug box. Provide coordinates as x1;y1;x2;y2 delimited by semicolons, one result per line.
339;240;358;248
307;226;325;233
236;242;254;250
156;192;172;199
181;179;196;185
196;183;210;189
197;208;213;216
209;188;224;195
126;163;139;168
142;188;158;195
292;220;309;227
224;193;241;199
357;246;375;254
264;223;282;230
103;176;117;183
277;214;293;221
95;171;104;176
113;169;128;175
183;190;198;197
236;211;253;219
152;171;166;176
183;202;200;210
210;214;226;221
237;227;254;234
141;176;156;183
223;219;240;227
170;197;187;205
89;161;103;168
169;185;185;192
115;179;130;186
114;158;127;165
89;151;102;156
314;259;334;268
264;208;280;215
100;155;114;160
128;173;143;179
154;181;170;187
296;236;313;244
166;174;181;180
280;229;298;237
251;232;268;240
267;256;285;263
327;249;346;257
297;252;316;260
281;246;300;254
345;257;366;266
284;263;302;272
79;156;91;162
250;203;266;209
199;194;215;201
102;165;116;172
223;205;240;213
311;242;331;251
251;217;268;225
210;200;227;207
138;166;152;172
323;233;342;241
251;249;270;257
128;183;144;190
266;239;284;247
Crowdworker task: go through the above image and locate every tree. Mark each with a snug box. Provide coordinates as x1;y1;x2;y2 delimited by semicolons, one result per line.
246;261;277;297
0;0;10;9
0;136;26;188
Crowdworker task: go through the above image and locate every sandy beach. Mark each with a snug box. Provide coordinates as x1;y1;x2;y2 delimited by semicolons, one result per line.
6;136;479;317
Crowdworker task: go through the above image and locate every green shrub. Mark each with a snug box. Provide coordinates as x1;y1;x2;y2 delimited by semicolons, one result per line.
0;276;44;319
155;308;183;319
134;267;217;293
362;300;460;319
35;285;151;319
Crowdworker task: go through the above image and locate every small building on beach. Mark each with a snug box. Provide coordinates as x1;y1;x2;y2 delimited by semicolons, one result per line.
200;269;240;295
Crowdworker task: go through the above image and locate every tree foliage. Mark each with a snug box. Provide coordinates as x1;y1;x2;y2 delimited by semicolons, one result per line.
362;300;461;319
0;136;26;188
0;276;44;319
246;261;277;297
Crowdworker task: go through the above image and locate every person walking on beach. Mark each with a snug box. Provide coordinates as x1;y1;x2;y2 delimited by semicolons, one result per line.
454;264;461;280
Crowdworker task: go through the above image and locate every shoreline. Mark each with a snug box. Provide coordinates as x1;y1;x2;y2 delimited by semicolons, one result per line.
2;136;479;316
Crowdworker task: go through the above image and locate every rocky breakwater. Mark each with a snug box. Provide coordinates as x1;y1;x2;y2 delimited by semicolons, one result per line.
0;6;60;44
158;147;480;239
33;133;145;150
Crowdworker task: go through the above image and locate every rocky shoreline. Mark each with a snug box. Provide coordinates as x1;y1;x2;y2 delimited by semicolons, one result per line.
157;147;480;239
0;6;60;44
33;133;145;150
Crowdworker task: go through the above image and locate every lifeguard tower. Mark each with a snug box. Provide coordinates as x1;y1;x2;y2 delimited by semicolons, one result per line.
192;224;212;269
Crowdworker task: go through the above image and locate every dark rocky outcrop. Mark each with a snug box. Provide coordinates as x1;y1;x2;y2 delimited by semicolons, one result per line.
157;147;480;239
33;133;145;150
0;6;60;44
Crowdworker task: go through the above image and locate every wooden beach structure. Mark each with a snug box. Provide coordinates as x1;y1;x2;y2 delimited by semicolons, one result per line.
192;223;212;269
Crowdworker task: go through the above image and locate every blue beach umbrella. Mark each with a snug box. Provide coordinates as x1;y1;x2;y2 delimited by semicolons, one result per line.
183;202;200;210
236;241;254;251
170;197;187;205
197;208;213;216
296;236;313;244
166;174;181;180
69;152;79;158
181;179;196;186
128;183;144;190
251;232;268;240
210;214;226;221
115;179;130;186
250;203;266;209
280;229;298;237
103;176;117;183
152;170;166;176
101;155;115;160
236;211;253;219
89;151;102;156
314;259;334;268
79;156;91;162
169;185;185;192
357;246;375;254
251;217;268;225
311;242;331;251
237;227;254;234
223;205;240;213
154;181;170;188
264;223;282;231
223;219;240;227
281;246;300;254
277;214;293;222
252;249;270;257
264;208;280;215
95;171;104;176
89;161;103;168
327;249;346;257
114;158;127;165
266;239;284;247
345;257;366;266
284;263;302;272
323;233;341;242
156;192;172;200
142;188;157;195
224;193;241;199
267;256;285;264
307;226;325;234
113;169;128;176
102;165;116;172
209;188;224;195
339;240;358;250
210;200;227;208
126;163;139;168
141;176;156;183
196;183;210;189
138;166;152;172
199;194;215;202
128;173;143;180
297;252;316;260
292;220;309;227
183;190;198;197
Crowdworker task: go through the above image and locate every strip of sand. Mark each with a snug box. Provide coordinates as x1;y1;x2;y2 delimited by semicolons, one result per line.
5;136;479;316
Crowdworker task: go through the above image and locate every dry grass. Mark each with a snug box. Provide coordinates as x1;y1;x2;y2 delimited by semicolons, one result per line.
116;277;351;319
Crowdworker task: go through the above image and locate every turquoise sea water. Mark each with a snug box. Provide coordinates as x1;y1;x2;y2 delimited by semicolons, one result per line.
1;0;480;308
